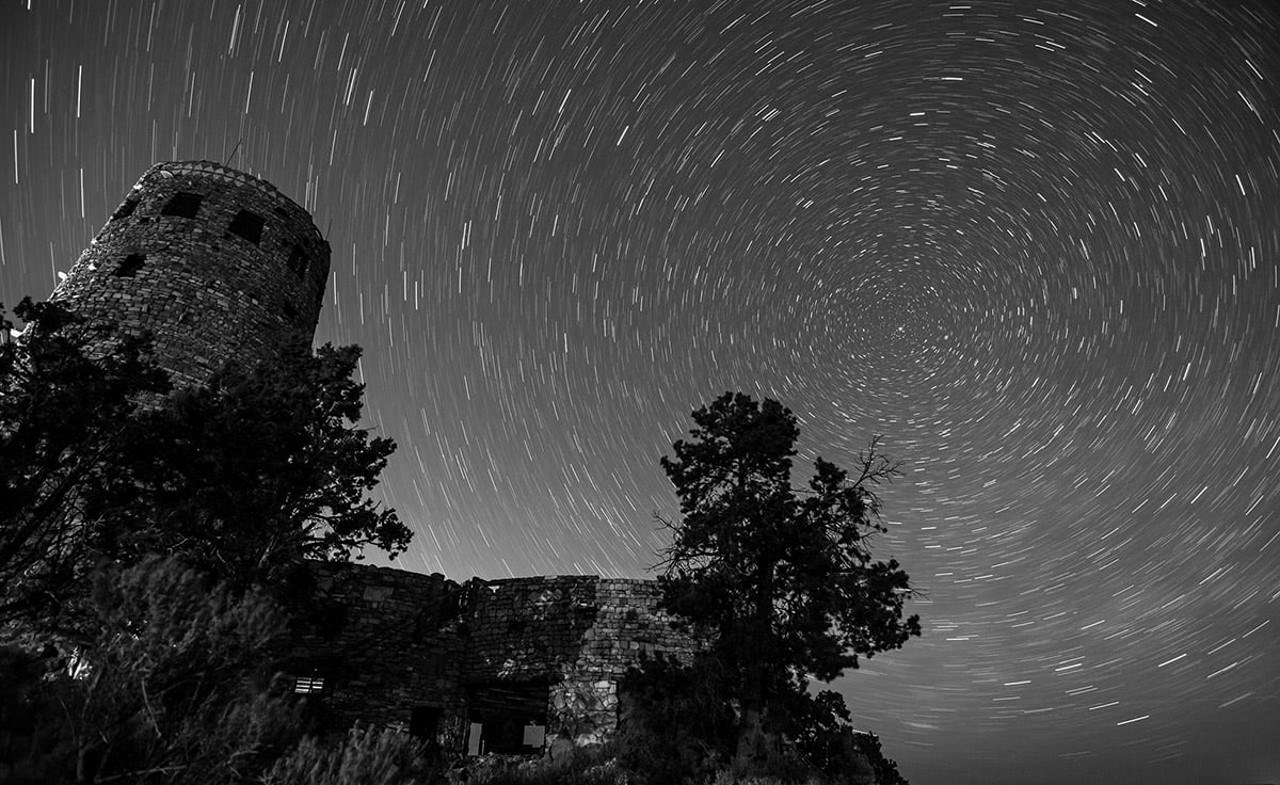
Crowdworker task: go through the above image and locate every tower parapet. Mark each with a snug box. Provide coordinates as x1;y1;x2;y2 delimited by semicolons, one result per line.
49;160;330;386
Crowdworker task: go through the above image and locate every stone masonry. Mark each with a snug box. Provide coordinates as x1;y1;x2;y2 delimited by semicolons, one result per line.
49;160;330;387
289;562;703;755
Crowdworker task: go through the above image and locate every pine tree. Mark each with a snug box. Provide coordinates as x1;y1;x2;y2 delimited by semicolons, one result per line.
657;392;921;771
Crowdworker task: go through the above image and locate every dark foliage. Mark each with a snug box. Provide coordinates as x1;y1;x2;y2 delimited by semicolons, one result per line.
850;732;910;785
0;298;170;626
264;723;442;785
617;653;909;785
657;392;921;771
0;556;303;785
1;298;411;632
87;339;412;589
615;653;737;785
0;297;423;782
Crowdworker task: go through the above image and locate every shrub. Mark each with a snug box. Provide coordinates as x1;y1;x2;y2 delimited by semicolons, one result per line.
462;746;620;785
614;653;735;785
265;724;440;785
0;556;303;784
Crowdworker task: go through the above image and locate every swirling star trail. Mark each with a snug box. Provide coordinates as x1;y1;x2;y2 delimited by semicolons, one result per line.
2;2;1277;783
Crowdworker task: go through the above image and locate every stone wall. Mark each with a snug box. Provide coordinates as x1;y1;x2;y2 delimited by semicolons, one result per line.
467;576;701;745
288;563;470;750
49;160;330;387
288;563;703;754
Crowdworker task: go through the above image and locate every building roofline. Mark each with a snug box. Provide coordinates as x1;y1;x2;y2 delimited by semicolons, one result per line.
144;160;326;247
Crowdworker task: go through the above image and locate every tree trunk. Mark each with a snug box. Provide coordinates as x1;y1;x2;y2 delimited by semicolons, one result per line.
734;707;766;773
734;556;777;774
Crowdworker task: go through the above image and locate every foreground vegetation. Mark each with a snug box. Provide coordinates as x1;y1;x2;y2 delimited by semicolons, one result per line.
257;720;907;785
1;299;914;783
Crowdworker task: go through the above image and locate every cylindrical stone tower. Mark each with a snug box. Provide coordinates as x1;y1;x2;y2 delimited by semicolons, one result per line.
48;160;330;386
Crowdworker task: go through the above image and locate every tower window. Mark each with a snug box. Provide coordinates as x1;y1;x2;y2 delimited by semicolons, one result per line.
228;209;265;244
114;253;146;278
286;245;309;277
111;198;139;221
161;192;203;218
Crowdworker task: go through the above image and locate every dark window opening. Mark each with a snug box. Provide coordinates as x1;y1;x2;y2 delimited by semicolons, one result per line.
286;245;309;277
111;198;139;221
161;192;202;218
466;682;548;756
410;707;442;739
114;253;146;278
293;675;325;694
228;209;265;244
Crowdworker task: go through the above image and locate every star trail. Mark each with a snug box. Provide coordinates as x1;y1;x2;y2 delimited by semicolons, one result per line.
2;1;1277;783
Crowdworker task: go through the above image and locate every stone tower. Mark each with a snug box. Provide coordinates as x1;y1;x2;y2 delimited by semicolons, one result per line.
49;160;330;386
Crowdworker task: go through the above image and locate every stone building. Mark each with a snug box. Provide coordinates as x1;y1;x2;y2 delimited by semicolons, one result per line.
49;160;330;387
289;563;701;756
47;161;702;757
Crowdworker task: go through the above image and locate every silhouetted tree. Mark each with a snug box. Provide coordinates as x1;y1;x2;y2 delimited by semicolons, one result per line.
0;297;411;634
616;653;737;785
1;297;415;781
850;731;910;785
657;392;921;773
87;340;411;590
0;298;169;625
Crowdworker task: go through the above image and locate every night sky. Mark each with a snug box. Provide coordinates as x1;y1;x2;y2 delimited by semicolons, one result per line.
3;1;1279;783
